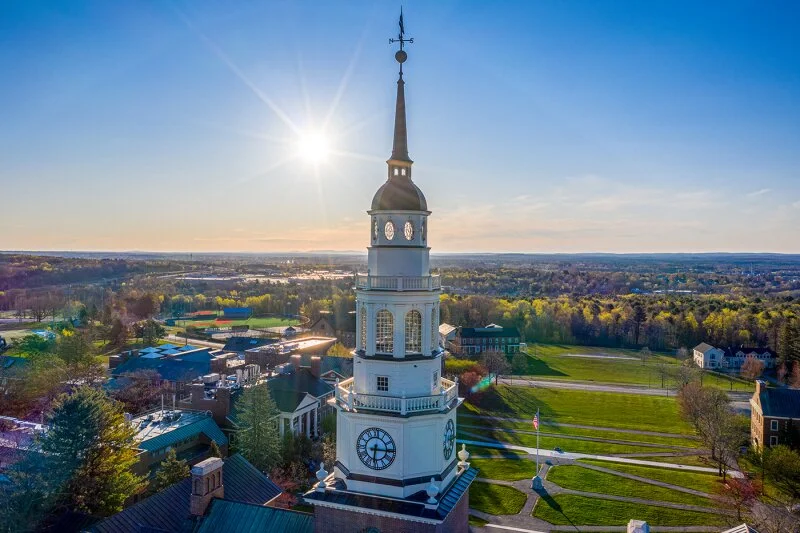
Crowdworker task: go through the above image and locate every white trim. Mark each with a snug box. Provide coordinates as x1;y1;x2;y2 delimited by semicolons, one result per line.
770;420;779;431
307;498;442;525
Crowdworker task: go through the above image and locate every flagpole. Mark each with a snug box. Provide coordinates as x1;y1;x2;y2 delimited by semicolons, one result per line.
531;408;542;490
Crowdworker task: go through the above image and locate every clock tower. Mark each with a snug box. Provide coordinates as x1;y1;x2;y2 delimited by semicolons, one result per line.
305;12;475;533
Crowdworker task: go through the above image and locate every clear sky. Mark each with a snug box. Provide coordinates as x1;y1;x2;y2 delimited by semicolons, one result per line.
1;0;799;253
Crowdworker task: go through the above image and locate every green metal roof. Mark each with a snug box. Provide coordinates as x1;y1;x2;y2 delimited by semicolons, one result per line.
197;499;314;533
138;415;227;453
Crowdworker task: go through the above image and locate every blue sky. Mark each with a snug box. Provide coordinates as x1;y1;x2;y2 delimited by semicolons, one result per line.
1;0;798;253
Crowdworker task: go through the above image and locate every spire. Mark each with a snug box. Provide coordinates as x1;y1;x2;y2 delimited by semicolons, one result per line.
389;8;413;165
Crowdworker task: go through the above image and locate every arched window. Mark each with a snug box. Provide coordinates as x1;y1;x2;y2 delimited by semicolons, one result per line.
405;310;422;353
375;310;394;353
359;306;367;351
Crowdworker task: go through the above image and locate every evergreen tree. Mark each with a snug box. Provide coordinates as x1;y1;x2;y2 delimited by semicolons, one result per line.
778;318;800;364
209;440;223;458
154;449;190;490
41;387;143;516
234;383;282;472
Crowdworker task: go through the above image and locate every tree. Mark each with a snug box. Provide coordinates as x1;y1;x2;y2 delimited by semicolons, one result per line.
154;449;190;490
715;477;760;521
109;318;128;347
234;383;282;472
763;445;800;506
41;387;143;516
13;334;53;356
676;347;689;362
511;351;528;376
137;319;166;347
639;346;651;366
209;440;223;458
674;363;699;390
778;318;800;364
740;356;765;380
110;370;167;414
790;362;800;389
481;350;510;384
459;371;482;397
632;303;646;345
777;361;788;384
654;361;671;388
326;342;351;357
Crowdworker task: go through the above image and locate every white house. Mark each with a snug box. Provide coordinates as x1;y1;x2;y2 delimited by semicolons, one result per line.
693;342;725;369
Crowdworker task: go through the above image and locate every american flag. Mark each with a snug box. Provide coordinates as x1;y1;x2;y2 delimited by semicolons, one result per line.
533;411;539;431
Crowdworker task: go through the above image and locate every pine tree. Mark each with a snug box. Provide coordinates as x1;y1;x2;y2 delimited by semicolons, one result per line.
154;449;190;490
234;383;282;472
209;439;223;458
41;387;143;516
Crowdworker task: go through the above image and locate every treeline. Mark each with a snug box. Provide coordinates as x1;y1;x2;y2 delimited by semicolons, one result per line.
440;294;800;355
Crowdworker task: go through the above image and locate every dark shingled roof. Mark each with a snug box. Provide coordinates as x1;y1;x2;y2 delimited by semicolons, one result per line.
758;387;800;419
266;368;334;410
371;177;427;211
694;342;716;353
91;454;281;533
196;499;314;533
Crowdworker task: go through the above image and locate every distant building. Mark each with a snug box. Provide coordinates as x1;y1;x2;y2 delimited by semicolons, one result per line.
109;345;236;397
451;324;522;356
222;336;276;356
266;355;335;438
309;313;357;348
438;323;457;350
693;343;775;370
129;408;229;480
90;454;313;533
750;380;800;449
244;336;337;370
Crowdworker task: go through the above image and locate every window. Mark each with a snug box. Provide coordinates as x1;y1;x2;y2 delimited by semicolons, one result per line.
401;168;406;176
377;376;389;392
405;310;422;353
359;306;367;351
433;370;439;387
770;435;779;446
375;309;394;353
393;168;399;176
770;420;779;431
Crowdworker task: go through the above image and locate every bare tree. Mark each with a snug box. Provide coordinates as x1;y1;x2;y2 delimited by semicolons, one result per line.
481;350;510;385
740;357;765;380
676;347;689;362
639;346;651;366
654;361;671;388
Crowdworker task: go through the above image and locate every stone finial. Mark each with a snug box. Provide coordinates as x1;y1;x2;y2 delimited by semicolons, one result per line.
315;462;328;492
426;477;439;505
458;443;470;466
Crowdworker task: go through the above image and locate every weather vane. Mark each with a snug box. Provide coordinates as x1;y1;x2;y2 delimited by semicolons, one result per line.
389;7;413;73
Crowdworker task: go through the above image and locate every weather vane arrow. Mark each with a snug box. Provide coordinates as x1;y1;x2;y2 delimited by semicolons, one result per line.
389;7;413;51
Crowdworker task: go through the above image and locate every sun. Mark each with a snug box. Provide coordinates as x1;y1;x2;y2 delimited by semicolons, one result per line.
297;131;330;164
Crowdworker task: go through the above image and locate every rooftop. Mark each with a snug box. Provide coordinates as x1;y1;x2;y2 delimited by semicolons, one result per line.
459;325;521;338
756;386;800;419
196;499;314;533
131;409;227;453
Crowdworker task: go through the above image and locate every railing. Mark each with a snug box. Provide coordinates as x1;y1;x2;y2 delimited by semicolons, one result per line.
334;377;458;415
354;274;441;291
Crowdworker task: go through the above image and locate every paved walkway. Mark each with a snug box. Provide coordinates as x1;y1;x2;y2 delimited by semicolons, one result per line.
498;377;752;402
458;438;741;477
459;414;700;440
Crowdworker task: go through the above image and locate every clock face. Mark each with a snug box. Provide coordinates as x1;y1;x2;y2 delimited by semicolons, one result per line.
384;221;395;241
357;427;396;470
403;220;414;241
443;419;456;460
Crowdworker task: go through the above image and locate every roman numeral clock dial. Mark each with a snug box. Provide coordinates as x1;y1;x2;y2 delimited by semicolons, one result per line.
356;427;397;470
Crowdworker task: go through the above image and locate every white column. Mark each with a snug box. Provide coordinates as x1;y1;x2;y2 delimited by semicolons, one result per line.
422;304;432;356
366;303;375;355
305;410;311;438
394;305;403;359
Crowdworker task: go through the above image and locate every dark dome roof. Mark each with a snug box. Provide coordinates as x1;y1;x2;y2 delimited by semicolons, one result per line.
371;178;427;211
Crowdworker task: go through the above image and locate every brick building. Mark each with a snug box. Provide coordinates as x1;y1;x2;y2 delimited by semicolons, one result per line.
750;380;800;449
450;324;522;356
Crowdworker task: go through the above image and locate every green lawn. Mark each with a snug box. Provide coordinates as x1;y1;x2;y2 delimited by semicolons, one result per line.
578;459;722;494
470;456;537;481
458;417;702;448
468;515;489;527
459;427;676;455
520;344;753;392
546;465;714;507
533;494;726;526
469;482;527;515
631;454;712;468
463;385;696;434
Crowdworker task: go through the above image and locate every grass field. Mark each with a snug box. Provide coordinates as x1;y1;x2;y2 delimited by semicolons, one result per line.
458;417;702;448
462;385;696;434
578;459;722;494
469;482;527;515
532;494;726;526
469;456;537;481
546;465;714;507
459;427;677;455
521;344;753;392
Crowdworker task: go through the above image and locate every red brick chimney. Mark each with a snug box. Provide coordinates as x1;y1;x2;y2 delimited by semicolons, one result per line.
290;354;302;372
310;356;322;378
190;457;224;516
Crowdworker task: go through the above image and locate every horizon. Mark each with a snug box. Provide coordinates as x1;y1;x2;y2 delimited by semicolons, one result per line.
2;1;799;253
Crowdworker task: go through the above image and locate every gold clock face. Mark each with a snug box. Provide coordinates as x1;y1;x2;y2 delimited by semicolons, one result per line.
404;221;414;240
384;221;395;241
